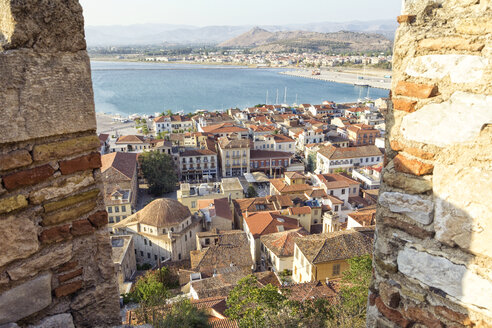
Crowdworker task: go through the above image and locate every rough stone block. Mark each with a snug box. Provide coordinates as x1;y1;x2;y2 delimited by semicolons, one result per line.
71;219;95;236
401;285;426;303
0;150;32;171
27;313;75;328
405;55;488;84
404;147;434;160
29;170;95;204
39;225;71;244
57;261;79;273
418;37;485;52
0;274;52;325
400;92;492;147
0;194;28;214
54;281;83;298
32;136;101;162
433;164;492;257
456;18;492;35
393;98;417;112
394;154;433;176
383;172;432;194
433;306;471;326
58;268;83;283
88;210;109;228
7;242;72;281
380;282;400;309
381;217;434;239
43;189;100;213
375;296;411;327
59;153;101;175
394;81;437;99
0;215;39;267
42;200;97;226
0;50;96;145
2;164;54;191
379;192;433;225
397;247;492;310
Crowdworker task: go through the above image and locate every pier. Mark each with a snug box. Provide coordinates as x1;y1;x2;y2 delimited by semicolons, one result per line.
280;70;391;90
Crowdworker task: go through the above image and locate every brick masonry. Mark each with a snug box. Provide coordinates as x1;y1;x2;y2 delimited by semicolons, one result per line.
0;0;120;326
368;0;492;327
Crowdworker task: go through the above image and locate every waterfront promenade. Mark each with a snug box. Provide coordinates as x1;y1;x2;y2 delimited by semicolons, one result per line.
280;69;391;90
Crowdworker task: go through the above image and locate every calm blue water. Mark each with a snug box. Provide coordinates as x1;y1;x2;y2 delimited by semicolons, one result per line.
90;61;389;115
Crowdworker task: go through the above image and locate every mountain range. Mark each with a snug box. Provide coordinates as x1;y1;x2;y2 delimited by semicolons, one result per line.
84;20;398;47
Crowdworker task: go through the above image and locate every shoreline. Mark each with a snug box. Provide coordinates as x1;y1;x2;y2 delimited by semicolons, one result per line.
279;70;391;90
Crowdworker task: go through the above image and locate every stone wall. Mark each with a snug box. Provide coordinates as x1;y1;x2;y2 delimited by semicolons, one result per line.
0;1;120;327
368;0;492;327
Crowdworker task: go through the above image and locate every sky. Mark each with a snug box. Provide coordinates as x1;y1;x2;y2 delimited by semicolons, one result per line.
79;0;402;27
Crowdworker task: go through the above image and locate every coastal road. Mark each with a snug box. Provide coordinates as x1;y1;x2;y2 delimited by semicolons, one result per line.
280;69;391;90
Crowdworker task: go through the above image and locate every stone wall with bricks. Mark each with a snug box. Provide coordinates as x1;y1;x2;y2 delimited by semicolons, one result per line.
367;0;492;327
0;0;120;327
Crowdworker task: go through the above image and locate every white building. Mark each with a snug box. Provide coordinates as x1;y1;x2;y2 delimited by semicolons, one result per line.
316;145;382;174
253;134;296;154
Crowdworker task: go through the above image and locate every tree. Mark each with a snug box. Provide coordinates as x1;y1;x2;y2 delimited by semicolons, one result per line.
226;275;288;328
130;270;170;306
307;153;317;172
155;299;210;328
140;151;178;196
246;185;257;198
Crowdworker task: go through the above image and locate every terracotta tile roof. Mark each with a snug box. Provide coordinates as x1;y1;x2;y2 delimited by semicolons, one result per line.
198;198;232;220
171;115;191;122
154;115;169;123
295;229;374;264
202;123;247;134
347;206;376;226
266;195;294;208
271;134;295;143
101;152;137;180
305;189;328;198
284;280;341;303
250;125;275;132
260;228;308;257
285;171;306;180
250;150;292;159
181;149;217;156
218;137;251;149
115;135;146;144
269;179;312;194
288;206;311;215
244;212;300;239
254;271;281;288
233;197;276;214
98;133;109;142
318;145;382;160
317;173;359;190
190;243;253;277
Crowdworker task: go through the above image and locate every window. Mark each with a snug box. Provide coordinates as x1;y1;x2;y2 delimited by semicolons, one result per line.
109;217;114;223
353;188;356;193
115;206;119;213
116;216;120;223
333;264;341;276
205;238;210;245
178;253;181;260
134;249;137;254
334;205;339;211
341;189;346;195
107;207;112;213
189;231;192;237
191;201;196;208
185;235;187;241
171;228;174;232
163;229;166;233
144;239;147;245
121;205;126;212
140;251;143;256
330;190;334;196
154;255;157;260
144;227;147;232
149;240;152;246
147;253;150;259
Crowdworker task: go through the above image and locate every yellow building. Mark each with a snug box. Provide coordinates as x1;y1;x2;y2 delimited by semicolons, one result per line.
217;135;250;177
292;229;373;283
177;178;244;213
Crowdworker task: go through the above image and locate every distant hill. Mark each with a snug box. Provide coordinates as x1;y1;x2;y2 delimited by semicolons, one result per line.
219;27;392;53
84;20;397;47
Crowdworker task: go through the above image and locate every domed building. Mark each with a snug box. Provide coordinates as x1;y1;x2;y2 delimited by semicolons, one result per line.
113;198;202;265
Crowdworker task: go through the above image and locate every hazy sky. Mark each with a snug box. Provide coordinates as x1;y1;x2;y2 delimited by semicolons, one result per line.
79;0;402;26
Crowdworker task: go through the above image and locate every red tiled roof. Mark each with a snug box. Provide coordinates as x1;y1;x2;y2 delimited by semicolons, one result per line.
198;198;232;220
244;212;300;238
101;152;137;180
115;135;146;144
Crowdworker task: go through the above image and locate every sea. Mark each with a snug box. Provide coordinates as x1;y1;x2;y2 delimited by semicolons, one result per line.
90;61;390;116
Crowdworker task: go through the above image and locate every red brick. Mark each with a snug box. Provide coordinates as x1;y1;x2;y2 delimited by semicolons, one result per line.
394;81;437;99
433;306;472;326
57;261;79;273
58;267;83;283
2;164;54;191
71;219;95;236
54;280;83;297
40;225;72;244
381;217;434;239
404;147;435;160
59;152;101;175
369;292;378;306
397;15;416;24
404;307;444;328
375;296;411;328
88;210;109;228
393;98;418;112
394;154;434;176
